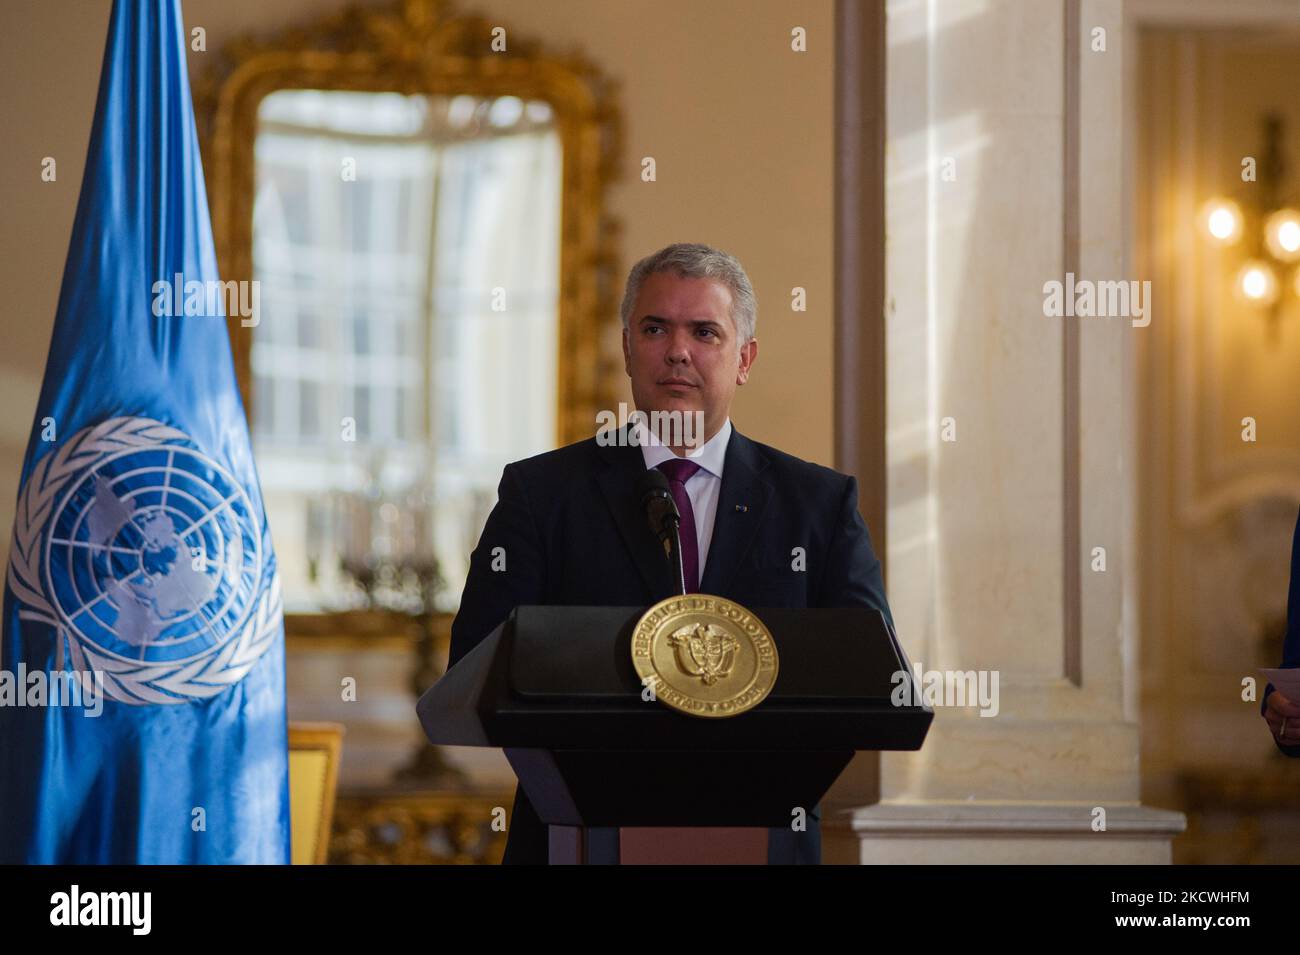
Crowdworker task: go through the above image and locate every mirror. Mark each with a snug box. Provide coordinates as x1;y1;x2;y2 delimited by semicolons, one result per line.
251;89;560;611
194;0;622;617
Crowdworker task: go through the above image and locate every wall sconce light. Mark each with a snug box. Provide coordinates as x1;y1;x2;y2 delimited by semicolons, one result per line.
1199;113;1295;337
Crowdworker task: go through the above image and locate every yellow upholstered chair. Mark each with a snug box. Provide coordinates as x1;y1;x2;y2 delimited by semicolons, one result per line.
288;722;344;865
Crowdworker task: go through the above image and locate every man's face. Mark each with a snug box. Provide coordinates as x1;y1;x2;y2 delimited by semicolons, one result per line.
622;271;757;446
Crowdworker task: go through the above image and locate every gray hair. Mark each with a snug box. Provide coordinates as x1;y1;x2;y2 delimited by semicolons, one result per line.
619;243;757;345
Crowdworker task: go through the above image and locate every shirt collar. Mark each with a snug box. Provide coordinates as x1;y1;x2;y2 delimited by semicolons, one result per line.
637;416;732;478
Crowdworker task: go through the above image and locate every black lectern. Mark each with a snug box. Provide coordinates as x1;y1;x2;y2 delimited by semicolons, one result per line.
416;605;931;864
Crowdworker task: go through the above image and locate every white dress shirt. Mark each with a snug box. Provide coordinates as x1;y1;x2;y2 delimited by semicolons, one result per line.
636;416;732;577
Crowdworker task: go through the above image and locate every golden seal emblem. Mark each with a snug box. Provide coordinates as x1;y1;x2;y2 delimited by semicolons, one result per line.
631;594;779;718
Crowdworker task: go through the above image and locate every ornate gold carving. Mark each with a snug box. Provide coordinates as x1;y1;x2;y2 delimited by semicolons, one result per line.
329;789;514;864
669;622;739;686
193;0;624;445
283;607;451;650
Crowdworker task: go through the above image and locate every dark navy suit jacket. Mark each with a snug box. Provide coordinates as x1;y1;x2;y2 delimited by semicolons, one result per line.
1262;507;1300;757
446;423;896;864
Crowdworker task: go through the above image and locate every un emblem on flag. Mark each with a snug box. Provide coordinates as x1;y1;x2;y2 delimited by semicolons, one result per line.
7;417;282;704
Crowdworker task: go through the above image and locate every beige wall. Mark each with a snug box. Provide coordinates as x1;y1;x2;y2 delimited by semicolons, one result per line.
1138;27;1300;863
0;0;837;569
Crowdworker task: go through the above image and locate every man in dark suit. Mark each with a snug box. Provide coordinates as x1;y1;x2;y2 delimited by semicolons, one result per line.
446;242;895;863
1262;507;1300;756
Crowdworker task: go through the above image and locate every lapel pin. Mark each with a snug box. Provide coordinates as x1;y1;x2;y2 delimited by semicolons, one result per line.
735;504;748;513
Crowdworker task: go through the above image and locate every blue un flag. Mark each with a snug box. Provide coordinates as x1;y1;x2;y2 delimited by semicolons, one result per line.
0;0;290;863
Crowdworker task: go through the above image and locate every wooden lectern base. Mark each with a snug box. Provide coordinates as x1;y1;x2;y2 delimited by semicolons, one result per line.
620;827;769;864
548;825;779;864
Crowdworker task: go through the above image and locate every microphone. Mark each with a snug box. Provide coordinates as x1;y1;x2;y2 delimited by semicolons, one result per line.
637;468;678;545
637;468;686;594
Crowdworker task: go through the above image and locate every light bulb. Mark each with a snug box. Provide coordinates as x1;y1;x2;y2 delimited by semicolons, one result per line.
1266;209;1300;262
1236;260;1278;306
1201;198;1243;245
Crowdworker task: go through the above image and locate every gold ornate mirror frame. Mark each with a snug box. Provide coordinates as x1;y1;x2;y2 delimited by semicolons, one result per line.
193;0;624;446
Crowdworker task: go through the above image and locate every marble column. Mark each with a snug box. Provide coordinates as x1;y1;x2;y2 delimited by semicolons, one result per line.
824;0;1184;864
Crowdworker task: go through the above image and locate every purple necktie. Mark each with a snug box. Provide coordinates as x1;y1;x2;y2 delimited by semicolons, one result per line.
656;458;702;593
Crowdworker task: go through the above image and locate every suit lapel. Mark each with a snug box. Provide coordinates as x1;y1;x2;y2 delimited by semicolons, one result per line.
595;423;773;599
595;426;673;599
699;428;772;595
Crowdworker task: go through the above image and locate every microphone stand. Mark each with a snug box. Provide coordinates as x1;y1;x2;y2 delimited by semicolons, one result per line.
664;513;687;597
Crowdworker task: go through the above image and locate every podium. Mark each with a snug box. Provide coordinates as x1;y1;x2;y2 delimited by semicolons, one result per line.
416;604;931;864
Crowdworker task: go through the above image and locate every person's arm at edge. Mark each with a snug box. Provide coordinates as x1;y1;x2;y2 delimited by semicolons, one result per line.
1262;507;1300;756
